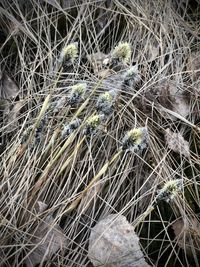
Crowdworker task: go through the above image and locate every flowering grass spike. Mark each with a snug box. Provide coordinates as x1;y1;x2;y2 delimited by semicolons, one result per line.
61;118;82;139
112;42;131;64
84;114;104;136
59;42;78;64
96;90;116;115
123;65;140;87
68;83;87;106
157;179;183;203
122;127;148;152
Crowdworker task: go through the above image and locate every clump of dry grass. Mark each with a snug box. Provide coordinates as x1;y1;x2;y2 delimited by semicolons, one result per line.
0;0;200;266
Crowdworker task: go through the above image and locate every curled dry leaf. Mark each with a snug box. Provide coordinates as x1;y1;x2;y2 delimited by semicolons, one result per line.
25;201;67;267
3;100;24;133
165;128;190;157
0;99;9;112
187;51;200;82
147;80;190;120
160;81;190;119
88;214;150;267
0;70;19;100
98;69;113;79
172;217;200;256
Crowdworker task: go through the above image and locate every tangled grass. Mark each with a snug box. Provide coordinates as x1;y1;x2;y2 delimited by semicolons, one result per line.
0;0;200;266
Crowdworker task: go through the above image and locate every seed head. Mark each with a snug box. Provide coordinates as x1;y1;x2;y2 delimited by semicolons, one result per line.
68;83;87;106
61;118;82;139
96;90;116;115
59;43;78;63
122;127;148;152
123;65;140;87
20;126;33;145
157;179;183;203
35;114;48;144
84;114;104;136
112;42;131;63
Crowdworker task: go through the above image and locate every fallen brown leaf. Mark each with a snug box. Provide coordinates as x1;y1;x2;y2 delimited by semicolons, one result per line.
4;100;24;133
0;70;19;100
165;128;190;157
147;80;190;120
187;51;200;82
25;201;67;267
172;217;200;256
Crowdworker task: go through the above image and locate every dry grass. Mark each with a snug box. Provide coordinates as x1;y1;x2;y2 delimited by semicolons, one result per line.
0;0;200;266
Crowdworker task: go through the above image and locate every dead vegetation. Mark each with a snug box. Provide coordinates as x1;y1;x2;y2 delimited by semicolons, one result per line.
0;0;200;266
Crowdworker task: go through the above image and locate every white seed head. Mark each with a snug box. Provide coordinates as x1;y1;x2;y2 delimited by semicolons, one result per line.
61;118;82;139
122;127;148;152
96;90;117;115
68;83;87;106
59;42;78;63
112;42;132;63
123;65;140;87
157;179;183;202
84;114;104;135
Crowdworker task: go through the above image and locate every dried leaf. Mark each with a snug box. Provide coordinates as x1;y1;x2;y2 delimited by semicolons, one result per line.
0;70;19;100
4;100;24;133
162;81;189;119
25;201;67;267
187;51;200;82
147;80;190;120
98;69;112;78
172;217;200;256
0;99;9;112
165;128;190;157
88;214;150;267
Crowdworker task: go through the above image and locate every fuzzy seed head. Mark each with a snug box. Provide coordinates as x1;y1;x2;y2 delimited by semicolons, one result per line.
122;127;148;152
101;92;113;102
96;90;116;115
61;118;82;139
86;115;101;127
84;114;104;135
112;42;132;63
60;43;78;63
71;83;86;94
123;65;140;87
68;83;87;105
157;179;183;202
